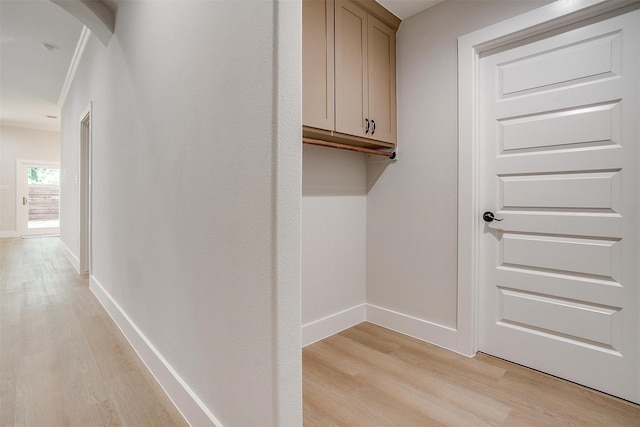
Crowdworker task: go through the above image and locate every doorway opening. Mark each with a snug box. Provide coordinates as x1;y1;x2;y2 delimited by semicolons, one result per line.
16;160;61;236
27;166;60;230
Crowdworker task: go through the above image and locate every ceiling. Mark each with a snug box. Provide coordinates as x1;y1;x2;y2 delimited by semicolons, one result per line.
0;0;83;131
378;0;445;19
0;0;441;133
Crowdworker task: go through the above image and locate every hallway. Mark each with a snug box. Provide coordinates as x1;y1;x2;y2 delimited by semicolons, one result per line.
0;237;186;425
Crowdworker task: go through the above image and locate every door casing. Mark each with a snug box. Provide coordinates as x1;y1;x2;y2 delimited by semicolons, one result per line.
79;102;92;274
456;0;640;357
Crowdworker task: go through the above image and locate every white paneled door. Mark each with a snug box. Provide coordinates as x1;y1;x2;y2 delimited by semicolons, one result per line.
478;10;639;403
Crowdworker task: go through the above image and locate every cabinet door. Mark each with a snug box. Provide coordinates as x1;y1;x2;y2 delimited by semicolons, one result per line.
302;0;334;130
335;0;368;138
367;15;396;144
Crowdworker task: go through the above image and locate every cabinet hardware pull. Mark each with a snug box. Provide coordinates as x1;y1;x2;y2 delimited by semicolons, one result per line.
371;120;376;135
365;118;370;134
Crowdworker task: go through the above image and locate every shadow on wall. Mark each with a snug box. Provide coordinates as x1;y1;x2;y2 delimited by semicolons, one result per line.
302;143;396;196
303;144;369;196
366;154;393;193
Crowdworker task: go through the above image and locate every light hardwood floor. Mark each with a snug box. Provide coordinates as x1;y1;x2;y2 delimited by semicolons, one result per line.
0;237;187;426
4;237;639;426
303;322;640;426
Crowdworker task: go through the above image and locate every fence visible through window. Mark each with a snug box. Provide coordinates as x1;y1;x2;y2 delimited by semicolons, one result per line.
27;167;60;229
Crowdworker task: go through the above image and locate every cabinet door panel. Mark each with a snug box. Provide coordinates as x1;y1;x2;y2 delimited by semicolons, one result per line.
335;0;368;138
368;15;396;144
303;0;335;130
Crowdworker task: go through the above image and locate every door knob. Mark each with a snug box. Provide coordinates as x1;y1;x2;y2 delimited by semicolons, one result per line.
483;211;503;222
23;197;27;206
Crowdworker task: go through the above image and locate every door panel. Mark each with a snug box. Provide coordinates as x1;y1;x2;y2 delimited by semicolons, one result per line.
498;287;620;350
499;102;620;152
495;266;623;307
302;0;334;130
498;31;621;97
335;0;368;138
500;171;621;210
367;14;396;144
479;11;639;403
501;233;620;279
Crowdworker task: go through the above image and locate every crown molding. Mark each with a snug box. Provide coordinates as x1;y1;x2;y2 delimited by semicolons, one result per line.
57;26;91;110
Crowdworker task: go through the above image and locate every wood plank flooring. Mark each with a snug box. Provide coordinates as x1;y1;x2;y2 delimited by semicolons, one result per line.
0;237;187;426
4;236;639;426
303;322;640;426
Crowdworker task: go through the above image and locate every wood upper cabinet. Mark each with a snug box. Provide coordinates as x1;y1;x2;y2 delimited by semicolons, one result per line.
303;0;399;148
335;0;396;145
302;0;334;130
366;14;396;145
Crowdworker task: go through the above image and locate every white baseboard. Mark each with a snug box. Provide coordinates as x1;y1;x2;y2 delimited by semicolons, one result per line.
89;276;223;427
366;303;460;353
0;230;19;238
302;304;366;347
302;303;462;353
59;241;81;274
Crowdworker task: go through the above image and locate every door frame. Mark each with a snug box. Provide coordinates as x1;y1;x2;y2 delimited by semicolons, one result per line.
456;0;640;356
15;159;61;236
79;102;92;274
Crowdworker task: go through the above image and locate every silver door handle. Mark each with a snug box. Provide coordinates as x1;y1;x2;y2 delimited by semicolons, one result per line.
23;197;27;205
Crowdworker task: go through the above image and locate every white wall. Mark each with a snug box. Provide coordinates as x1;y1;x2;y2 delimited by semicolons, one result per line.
366;1;549;342
60;1;301;425
0;125;60;237
302;144;367;345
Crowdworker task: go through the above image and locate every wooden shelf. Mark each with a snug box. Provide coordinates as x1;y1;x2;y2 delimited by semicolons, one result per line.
303;137;395;158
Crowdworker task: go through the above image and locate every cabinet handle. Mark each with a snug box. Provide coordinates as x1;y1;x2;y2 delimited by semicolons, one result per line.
365;118;370;134
371;120;376;135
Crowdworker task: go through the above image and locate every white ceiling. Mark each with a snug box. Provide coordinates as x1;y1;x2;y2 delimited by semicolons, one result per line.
0;0;83;131
377;0;445;19
0;0;440;132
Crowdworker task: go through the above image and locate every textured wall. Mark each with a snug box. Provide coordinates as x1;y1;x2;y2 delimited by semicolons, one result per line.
302;144;367;330
60;1;300;424
367;0;550;331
